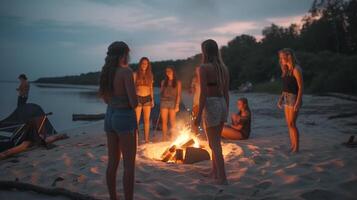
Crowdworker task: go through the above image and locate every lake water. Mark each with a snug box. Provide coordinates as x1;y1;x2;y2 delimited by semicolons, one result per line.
0;82;106;132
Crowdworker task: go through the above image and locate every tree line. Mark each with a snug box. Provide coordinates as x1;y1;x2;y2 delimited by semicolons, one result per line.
36;0;357;94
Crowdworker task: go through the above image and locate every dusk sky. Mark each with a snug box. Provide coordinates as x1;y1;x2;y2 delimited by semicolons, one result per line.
0;0;313;81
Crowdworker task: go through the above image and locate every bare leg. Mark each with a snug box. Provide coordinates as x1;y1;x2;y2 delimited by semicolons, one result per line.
290;108;300;152
119;131;137;200
161;108;169;141
221;125;246;140
206;123;227;184
106;133;121;200
168;109;177;139
45;133;69;143
284;106;300;152
135;106;143;141
142;106;151;143
0;141;32;160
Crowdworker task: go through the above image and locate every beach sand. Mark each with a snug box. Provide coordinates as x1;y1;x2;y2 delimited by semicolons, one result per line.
0;92;356;200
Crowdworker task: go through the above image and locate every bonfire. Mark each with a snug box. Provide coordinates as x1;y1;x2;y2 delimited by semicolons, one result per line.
160;127;210;164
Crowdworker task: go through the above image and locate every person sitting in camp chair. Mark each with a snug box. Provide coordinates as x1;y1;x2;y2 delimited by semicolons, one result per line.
221;98;251;140
0;119;68;160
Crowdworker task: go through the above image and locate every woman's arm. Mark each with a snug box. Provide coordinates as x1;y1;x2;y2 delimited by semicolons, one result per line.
196;67;207;125
224;69;230;109
160;80;165;93
231;113;239;125
151;79;155;107
175;81;182;112
133;72;137;83
190;78;195;94
293;67;304;112
124;69;138;109
277;92;284;109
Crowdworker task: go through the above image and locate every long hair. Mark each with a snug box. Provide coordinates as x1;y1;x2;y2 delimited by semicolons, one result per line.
18;74;27;80
99;41;130;101
201;39;228;91
136;57;153;86
163;66;177;88
238;97;250;114
278;48;299;77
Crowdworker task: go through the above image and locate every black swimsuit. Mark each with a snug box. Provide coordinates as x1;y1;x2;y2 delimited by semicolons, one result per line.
282;73;298;94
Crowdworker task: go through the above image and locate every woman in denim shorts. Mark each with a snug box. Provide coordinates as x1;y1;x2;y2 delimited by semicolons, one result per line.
99;41;138;200
160;67;182;141
133;57;154;143
277;48;304;153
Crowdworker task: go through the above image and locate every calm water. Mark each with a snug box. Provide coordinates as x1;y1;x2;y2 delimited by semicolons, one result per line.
0;82;106;132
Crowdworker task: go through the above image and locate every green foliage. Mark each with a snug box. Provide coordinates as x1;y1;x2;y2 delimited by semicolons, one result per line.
35;0;357;94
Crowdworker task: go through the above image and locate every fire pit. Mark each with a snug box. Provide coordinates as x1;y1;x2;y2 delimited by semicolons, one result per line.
160;127;210;164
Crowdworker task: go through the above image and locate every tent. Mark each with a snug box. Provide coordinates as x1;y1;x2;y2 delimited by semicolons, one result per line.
0;103;57;152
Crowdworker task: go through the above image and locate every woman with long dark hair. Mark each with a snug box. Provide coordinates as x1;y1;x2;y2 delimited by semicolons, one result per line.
99;41;137;200
160;66;182;141
277;48;303;153
134;57;154;143
195;39;230;185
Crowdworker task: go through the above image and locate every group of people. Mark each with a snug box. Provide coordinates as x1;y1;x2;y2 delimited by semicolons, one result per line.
9;39;303;200
98;39;304;200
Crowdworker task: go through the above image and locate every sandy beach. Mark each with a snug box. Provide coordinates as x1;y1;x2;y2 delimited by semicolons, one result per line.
0;92;356;200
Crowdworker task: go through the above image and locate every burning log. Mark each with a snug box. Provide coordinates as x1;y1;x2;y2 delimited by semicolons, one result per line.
181;139;195;148
161;145;176;162
175;149;184;163
183;147;210;164
160;126;209;163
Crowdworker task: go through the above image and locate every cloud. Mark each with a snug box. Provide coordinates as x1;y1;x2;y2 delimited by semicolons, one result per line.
0;0;179;32
211;21;259;35
0;0;314;79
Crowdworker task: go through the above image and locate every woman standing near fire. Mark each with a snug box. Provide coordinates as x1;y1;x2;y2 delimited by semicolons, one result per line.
99;41;137;200
160;66;182;141
134;57;154;143
195;39;230;185
277;48;303;153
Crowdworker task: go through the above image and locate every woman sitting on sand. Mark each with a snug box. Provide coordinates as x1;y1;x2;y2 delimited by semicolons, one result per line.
160;66;182;141
134;57;154;143
99;41;138;200
277;48;303;153
222;98;251;140
195;39;230;185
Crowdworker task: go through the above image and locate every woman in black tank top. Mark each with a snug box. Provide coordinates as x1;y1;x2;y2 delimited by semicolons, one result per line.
277;48;304;153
